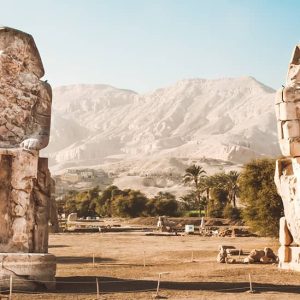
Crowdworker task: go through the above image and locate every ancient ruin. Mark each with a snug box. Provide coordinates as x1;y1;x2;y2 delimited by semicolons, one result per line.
275;44;300;271
0;27;55;290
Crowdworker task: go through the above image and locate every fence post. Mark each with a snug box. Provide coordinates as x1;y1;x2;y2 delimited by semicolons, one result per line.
155;273;162;298
9;276;12;300
248;273;254;293
155;272;170;299
96;277;100;299
191;251;194;262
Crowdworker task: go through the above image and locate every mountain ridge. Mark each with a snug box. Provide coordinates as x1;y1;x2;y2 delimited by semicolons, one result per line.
42;76;280;175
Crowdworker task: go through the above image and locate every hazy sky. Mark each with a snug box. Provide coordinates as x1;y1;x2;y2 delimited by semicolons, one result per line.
0;0;299;92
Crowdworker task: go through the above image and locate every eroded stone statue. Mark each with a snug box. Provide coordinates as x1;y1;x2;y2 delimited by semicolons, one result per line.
0;27;55;290
275;44;300;271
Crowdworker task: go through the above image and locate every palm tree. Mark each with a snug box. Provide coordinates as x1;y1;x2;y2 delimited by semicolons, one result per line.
183;165;206;217
213;171;239;208
225;170;239;208
199;176;215;216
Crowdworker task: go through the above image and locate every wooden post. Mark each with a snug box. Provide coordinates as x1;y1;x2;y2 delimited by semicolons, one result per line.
248;273;253;293
96;277;100;299
155;272;170;298
93;253;95;268
155;273;162;297
9;276;12;300
191;251;194;262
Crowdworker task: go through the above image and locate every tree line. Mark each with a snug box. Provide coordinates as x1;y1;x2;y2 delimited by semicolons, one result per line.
182;158;283;236
57;186;179;218
57;158;284;237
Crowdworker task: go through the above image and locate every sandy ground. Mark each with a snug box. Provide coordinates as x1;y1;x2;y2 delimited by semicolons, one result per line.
10;231;300;300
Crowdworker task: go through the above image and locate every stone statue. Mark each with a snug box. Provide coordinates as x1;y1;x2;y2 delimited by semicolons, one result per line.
275;44;300;271
0;27;55;290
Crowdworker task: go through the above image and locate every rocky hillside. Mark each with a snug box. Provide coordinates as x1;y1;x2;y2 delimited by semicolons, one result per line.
42;76;280;175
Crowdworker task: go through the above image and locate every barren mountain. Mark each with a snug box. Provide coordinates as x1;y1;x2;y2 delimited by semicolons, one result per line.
42;77;280;195
43;76;279;169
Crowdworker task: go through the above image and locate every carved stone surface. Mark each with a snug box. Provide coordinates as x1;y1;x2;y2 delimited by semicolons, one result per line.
275;45;300;157
275;44;300;271
275;158;300;244
279;217;293;246
0;253;56;291
0;27;55;289
0;27;51;151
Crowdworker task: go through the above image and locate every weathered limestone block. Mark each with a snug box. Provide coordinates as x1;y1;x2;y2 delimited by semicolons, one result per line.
278;138;300;157
275;86;300;104
279;217;293;246
287;46;300;86
278;246;300;271
275;158;300;244
0;149;52;253
276;102;300;121
0;27;51;150
218;245;236;252
281;120;300;138
275;45;300;156
278;246;291;263
244;248;277;264
0;27;55;290
49;178;59;233
0;149;36;252
0;253;56;290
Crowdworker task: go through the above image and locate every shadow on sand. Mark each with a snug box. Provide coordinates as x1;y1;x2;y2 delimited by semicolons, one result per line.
56;256;115;264
55;276;300;294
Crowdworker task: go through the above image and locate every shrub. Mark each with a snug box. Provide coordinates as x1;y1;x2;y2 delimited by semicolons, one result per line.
145;192;179;216
239;158;284;237
112;190;148;217
223;203;241;220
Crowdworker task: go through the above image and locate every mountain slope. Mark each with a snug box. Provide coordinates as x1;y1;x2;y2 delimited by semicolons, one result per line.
42;77;280;173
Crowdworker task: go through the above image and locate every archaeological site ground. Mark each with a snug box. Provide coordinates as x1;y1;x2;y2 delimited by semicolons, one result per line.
7;217;300;300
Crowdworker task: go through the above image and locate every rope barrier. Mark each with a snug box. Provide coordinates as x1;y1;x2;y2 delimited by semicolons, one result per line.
7;278;146;284
10;288;158;295
2;281;300;295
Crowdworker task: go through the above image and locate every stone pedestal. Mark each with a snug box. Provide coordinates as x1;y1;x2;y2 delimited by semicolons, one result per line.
277;217;300;271
278;246;300;271
0;149;56;290
0;253;56;291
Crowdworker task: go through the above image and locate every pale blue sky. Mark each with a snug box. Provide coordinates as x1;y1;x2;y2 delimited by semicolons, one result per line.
0;0;299;92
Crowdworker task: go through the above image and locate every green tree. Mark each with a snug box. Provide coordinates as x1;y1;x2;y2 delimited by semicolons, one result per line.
239;158;283;237
224;171;239;208
199;176;214;216
223;203;240;220
62;190;78;215
183;164;206;217
112;189;148;217
96;185;121;217
146;192;179;216
180;191;197;211
207;185;228;218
